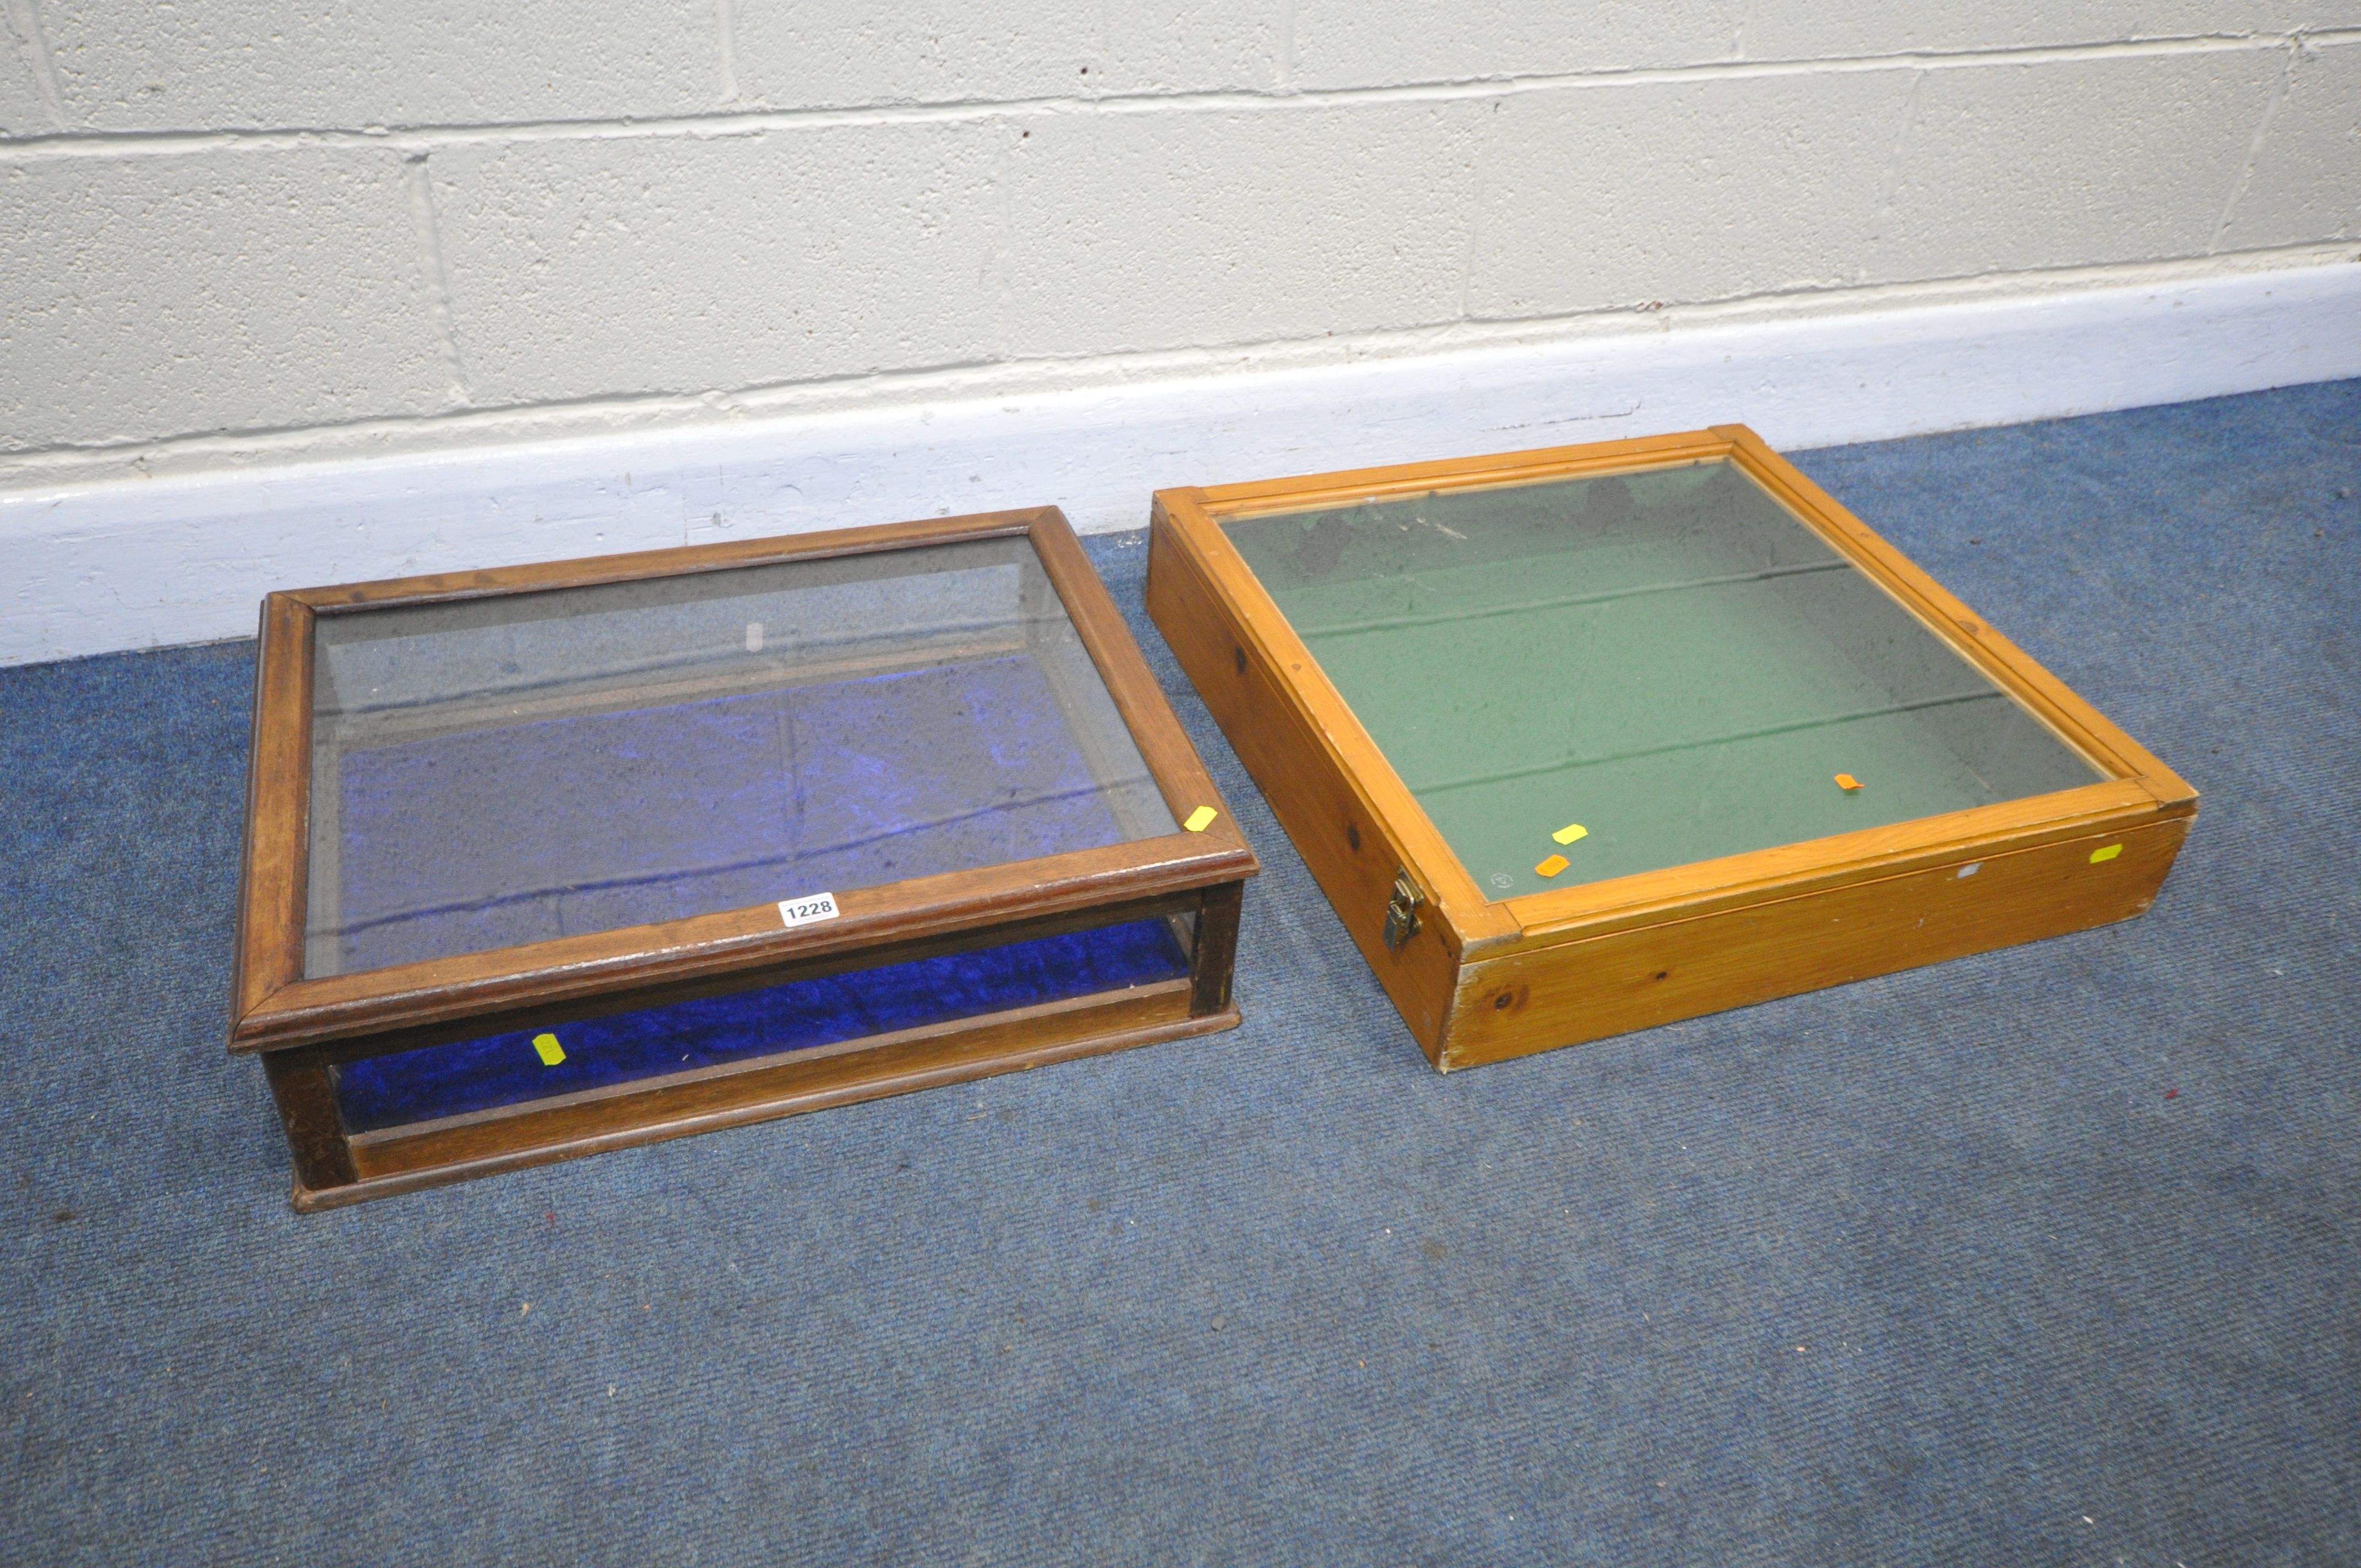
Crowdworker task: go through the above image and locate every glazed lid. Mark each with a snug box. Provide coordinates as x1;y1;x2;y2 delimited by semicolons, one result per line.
230;509;1252;1053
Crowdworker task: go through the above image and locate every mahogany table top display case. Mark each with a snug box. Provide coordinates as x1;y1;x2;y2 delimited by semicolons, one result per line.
1146;426;2194;1071
230;508;1255;1208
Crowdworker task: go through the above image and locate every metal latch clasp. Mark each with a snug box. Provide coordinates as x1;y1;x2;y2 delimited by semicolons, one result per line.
1381;868;1423;951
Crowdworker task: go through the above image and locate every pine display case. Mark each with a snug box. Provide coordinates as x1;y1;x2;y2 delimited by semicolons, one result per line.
1146;427;2193;1070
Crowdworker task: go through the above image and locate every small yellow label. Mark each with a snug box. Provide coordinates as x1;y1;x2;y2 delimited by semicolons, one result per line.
1183;805;1220;832
1535;853;1570;878
531;1032;565;1066
1552;823;1589;845
1835;773;1862;791
2089;843;2123;864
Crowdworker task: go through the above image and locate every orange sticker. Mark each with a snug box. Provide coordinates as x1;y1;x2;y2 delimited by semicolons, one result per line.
1834;773;1862;791
1535;854;1570;878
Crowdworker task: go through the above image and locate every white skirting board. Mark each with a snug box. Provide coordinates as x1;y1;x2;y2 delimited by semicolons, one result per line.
4;260;2358;668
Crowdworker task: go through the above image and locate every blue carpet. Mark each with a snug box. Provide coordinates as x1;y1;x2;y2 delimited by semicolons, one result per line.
3;383;2356;1565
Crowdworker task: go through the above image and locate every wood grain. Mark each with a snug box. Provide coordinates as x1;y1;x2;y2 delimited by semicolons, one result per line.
1502;778;2164;948
308;893;1212;1077
346;978;1194;1152
1150;488;1514;951
1026;508;1252;863
1188;881;1244;1017
1196;430;1733;519
235;830;1248;1054
262;1052;357;1191
306;982;1227;1210
230;505;1255;1056
1147;504;1464;1059
286;508;1042;612
1442;818;2189;1068
229;593;315;1027
235;506;1256;1205
1155;424;2198;1075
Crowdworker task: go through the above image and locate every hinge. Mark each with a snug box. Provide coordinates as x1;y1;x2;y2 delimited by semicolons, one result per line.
1381;867;1423;952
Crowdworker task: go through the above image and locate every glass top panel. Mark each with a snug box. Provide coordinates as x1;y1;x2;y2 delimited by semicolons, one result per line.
304;535;1176;979
1222;458;2102;899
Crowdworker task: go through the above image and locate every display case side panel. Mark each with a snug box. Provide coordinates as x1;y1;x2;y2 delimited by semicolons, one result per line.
1441;815;2190;1070
1151;491;1510;944
311;981;1225;1210
1715;425;2197;809
232;828;1250;1054
262;1051;358;1193
1147;502;1462;1062
285;509;1041;612
1019;528;1166;843
1195;431;1735;518
231;593;315;1033
1502;777;2161;949
1025;509;1250;862
1188;881;1244;1018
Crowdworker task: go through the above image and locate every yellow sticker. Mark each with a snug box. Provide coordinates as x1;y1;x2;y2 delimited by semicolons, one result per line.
531;1032;565;1066
1835;773;1862;792
1552;823;1589;845
1535;853;1570;878
2089;843;2123;864
1183;805;1220;832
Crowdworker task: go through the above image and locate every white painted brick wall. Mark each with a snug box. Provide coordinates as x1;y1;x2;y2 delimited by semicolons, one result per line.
39;1;722;129
1;2;2357;483
1879;51;2287;276
1743;2;2360;58
732;0;1285;105
2;31;52;134
1465;73;1919;318
2218;36;2361;248
1291;1;1749;85
431;126;1009;400
0;148;451;449
993;102;1486;356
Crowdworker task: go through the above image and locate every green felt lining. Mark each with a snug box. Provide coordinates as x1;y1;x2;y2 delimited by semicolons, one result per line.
1225;460;2099;896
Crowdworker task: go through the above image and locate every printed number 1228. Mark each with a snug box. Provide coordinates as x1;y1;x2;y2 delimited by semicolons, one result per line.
777;892;841;929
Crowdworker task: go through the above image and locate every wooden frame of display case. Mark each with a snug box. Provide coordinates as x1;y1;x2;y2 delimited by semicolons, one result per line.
1146;426;2194;1070
230;507;1256;1208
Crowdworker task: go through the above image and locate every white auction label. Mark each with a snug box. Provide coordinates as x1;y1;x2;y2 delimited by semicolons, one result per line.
776;891;841;929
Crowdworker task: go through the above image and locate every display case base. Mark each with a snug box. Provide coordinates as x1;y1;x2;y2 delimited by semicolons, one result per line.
292;988;1237;1211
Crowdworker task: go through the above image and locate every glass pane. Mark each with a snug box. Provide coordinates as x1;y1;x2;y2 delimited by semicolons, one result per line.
1222;459;2101;897
334;916;1193;1133
306;536;1175;978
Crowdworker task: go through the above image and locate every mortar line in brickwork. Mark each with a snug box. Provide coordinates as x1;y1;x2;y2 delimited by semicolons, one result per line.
0;243;2350;491
3;30;2354;165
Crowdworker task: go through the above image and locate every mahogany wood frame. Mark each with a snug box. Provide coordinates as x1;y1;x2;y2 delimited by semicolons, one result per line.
1146;426;2195;1070
231;506;1256;1208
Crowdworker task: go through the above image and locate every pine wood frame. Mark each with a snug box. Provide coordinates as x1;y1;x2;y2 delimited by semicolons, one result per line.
1146;426;2194;1070
231;506;1256;1209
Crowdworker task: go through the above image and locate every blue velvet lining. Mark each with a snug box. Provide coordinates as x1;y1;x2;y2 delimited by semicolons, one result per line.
333;917;1190;1133
330;655;1127;975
